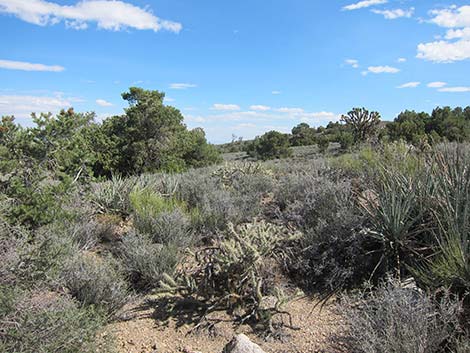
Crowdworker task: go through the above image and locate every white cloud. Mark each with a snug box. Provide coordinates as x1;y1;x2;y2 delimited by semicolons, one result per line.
417;6;470;63
345;59;359;68
365;65;400;74
211;103;241;111
96;99;112;107
250;105;271;111
164;97;175;102
438;86;470;92
276;107;305;114
397;57;407;63
445;28;470;40
427;81;447;88
417;39;470;63
372;8;414;19
0;0;182;33
397;81;421;88
343;0;387;11
169;83;197;90
0;59;64;72
0;94;72;119
271;90;281;95
429;5;470;28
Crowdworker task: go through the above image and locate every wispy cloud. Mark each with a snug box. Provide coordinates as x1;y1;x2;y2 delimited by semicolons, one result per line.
371;8;414;20
271;90;281;95
0;93;73;119
169;83;197;90
397;81;420;89
438;86;470;92
211;103;241;111
0;0;182;33
344;59;359;68
96;99;112;107
363;65;400;75
343;0;387;11
427;81;447;88
397;58;407;63
250;105;271;111
0;59;64;72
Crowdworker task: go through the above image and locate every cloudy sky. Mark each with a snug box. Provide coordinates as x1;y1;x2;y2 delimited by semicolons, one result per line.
1;0;469;143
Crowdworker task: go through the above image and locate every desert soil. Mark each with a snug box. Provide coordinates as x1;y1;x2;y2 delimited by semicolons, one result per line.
102;296;346;353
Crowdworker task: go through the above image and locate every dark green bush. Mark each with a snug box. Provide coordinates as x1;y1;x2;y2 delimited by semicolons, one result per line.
246;130;292;160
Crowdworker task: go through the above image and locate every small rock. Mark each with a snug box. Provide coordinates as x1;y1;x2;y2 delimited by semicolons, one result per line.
222;334;266;353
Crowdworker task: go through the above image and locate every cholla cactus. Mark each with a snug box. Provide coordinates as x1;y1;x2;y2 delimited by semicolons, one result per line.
159;220;300;332
212;162;274;188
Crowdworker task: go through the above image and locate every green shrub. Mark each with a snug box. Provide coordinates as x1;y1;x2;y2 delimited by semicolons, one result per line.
117;231;180;290
340;280;463;353
0;290;104;353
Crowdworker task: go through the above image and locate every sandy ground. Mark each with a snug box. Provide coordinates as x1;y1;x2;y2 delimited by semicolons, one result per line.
102;295;346;353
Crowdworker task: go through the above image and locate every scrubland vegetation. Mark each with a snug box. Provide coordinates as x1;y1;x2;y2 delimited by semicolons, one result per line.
1;89;470;352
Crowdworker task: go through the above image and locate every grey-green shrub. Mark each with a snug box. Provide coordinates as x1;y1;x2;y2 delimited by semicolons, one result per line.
62;253;128;316
118;231;180;290
340;280;462;353
0;289;103;353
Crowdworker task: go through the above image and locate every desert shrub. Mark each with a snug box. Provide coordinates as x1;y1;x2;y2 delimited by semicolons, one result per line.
160;221;301;332
129;187;193;245
91;174;137;215
340;280;463;353
177;169;246;235
317;135;330;153
284;177;374;292
117;231;180;290
0;289;103;353
13;228;77;287
62;253;128;316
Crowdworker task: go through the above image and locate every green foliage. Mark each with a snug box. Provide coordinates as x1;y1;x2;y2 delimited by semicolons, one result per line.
290;122;317;146
159;221;301;331
246;130;292;160
316;135;330;153
98;87;220;175
416;145;470;295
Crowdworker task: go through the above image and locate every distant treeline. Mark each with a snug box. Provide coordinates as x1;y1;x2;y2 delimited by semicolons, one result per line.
218;106;470;155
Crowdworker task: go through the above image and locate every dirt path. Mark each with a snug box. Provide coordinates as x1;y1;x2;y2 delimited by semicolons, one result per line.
103;296;346;353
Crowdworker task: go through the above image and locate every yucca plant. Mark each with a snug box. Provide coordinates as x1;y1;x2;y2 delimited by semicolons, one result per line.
360;164;432;280
417;145;470;295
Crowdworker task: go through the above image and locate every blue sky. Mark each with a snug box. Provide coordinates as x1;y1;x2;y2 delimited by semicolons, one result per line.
1;0;470;143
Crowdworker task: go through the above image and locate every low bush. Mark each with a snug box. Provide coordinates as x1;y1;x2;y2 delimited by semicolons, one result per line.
0;289;104;353
340;280;463;353
117;231;180;290
62;253;128;316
